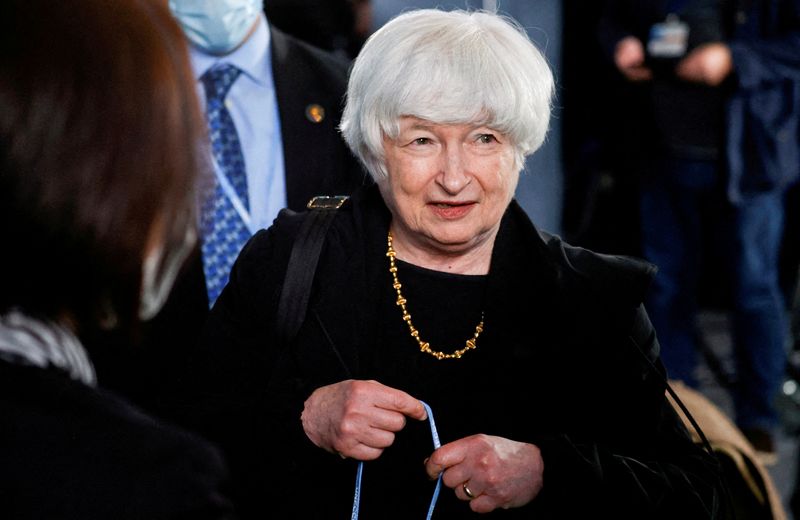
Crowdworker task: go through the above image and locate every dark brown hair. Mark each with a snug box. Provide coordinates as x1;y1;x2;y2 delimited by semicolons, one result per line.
0;0;204;331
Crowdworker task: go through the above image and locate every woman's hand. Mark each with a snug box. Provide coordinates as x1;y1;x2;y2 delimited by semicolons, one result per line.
301;379;427;460
424;434;544;513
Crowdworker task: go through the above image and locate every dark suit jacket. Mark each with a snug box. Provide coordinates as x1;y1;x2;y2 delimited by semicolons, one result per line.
0;360;235;519
88;26;367;415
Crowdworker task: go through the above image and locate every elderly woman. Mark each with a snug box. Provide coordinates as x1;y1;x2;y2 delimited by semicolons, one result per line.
0;0;235;517
182;9;728;519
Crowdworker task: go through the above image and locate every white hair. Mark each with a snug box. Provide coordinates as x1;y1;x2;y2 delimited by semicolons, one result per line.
340;9;555;181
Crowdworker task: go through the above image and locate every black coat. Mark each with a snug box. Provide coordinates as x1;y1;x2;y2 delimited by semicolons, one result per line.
0;360;235;519
88;26;367;413
174;185;729;519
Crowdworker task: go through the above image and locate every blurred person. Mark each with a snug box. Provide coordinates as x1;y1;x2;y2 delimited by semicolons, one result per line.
0;0;236;518
598;0;800;462
178;9;729;518
91;0;365;411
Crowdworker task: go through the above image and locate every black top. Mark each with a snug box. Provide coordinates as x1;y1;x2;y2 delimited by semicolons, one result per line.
172;185;729;519
366;261;488;517
0;361;236;520
373;259;487;384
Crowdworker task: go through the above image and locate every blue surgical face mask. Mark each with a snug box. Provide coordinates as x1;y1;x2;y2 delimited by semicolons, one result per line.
169;0;263;55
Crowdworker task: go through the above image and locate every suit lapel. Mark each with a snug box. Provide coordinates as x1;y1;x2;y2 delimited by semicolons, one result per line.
270;27;346;210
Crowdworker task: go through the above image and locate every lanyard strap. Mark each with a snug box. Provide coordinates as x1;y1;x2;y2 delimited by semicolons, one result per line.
210;155;258;236
350;401;443;520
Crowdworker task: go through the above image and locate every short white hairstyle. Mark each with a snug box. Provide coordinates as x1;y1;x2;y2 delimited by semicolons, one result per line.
340;9;555;181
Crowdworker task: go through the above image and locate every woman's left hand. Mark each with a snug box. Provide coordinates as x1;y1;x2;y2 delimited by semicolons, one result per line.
424;434;544;513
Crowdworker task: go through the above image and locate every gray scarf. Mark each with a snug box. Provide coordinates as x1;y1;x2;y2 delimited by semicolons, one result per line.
0;311;96;386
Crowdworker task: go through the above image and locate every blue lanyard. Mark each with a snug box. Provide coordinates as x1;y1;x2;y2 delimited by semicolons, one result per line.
210;155;257;236
350;401;443;520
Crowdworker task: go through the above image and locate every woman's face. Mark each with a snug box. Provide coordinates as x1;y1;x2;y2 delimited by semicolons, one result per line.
379;116;519;260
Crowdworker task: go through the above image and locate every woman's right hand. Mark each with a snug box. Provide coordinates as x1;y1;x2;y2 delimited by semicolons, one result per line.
301;379;427;460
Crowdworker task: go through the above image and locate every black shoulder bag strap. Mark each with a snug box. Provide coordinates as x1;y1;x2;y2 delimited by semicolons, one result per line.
627;307;733;518
275;195;349;345
627;308;715;454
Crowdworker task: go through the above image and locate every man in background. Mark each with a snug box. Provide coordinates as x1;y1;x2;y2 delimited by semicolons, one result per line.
90;0;364;413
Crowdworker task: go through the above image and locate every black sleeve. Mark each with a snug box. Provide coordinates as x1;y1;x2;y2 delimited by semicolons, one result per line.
597;0;636;62
596;0;665;64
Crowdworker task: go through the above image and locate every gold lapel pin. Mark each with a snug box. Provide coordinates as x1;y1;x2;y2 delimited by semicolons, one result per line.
305;103;325;123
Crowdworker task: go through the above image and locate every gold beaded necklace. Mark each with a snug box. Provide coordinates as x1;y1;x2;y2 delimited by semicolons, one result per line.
386;231;484;360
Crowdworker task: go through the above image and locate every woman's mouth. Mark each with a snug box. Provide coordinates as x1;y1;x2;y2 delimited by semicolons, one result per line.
429;201;475;219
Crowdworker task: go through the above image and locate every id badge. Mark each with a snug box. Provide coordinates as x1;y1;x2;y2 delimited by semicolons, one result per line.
647;14;689;58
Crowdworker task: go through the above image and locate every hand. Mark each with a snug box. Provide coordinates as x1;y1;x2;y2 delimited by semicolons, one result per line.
301;379;427;460
425;434;544;513
614;36;653;82
675;42;732;86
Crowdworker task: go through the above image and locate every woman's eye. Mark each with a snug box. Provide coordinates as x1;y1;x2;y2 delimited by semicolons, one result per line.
477;134;498;144
413;137;431;145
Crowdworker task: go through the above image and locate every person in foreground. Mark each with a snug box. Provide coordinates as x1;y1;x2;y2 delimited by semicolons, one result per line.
0;1;235;518
183;9;730;518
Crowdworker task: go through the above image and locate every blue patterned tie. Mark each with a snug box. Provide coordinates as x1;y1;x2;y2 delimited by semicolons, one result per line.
200;64;251;306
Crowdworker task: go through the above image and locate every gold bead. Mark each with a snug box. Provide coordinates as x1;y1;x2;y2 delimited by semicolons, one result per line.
386;230;483;361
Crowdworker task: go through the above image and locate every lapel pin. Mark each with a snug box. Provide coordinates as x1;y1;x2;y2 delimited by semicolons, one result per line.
305;103;325;123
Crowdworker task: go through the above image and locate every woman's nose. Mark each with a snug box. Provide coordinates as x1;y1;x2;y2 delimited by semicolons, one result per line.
438;147;471;194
